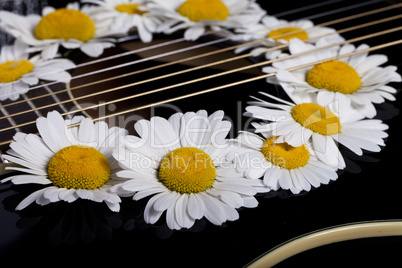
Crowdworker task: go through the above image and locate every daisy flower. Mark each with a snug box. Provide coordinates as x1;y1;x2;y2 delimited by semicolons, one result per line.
83;0;164;43
245;91;389;169
0;40;75;101
1;111;128;212
147;0;266;41
263;38;402;118
233;15;344;59
0;2;123;59
231;130;338;194
111;110;267;230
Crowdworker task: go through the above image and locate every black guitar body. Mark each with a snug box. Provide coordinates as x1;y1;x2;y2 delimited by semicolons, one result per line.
0;0;401;267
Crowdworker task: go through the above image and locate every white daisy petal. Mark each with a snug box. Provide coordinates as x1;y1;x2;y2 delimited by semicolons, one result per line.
294;168;311;192
175;194;195;229
133;187;165;200
242;196;258;208
148;0;265;41
113;109;259;230
213;181;256;196
0;4;121;60
202;193;226;226
166;205;181;230
105;201;120;212
36;111;71;152
2;111;126;211
187;193;206;219
0;40;75;101
8;175;51;185
184;25;205;41
43;187;65;202
16;188;49;210
144;194;166;224
262;167;278;188
278;169;293;190
267;39;399;118
3;154;47;175
59;189;79;203
153;191;180;212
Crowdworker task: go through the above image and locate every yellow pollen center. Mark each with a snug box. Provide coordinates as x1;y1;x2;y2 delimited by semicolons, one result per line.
115;3;148;15
47;145;111;190
35;9;95;42
158;147;216;194
306;60;361;94
267;27;308;44
261;136;310;170
177;0;229;21
291;103;341;136
0;60;34;83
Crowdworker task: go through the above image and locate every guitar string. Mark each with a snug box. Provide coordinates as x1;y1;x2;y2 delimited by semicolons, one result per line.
0;4;400;144
302;0;382;20
1;37;399;148
66;39;402;126
271;0;346;18
55;26;402;120
0;0;352;93
0;1;400;118
0;0;399;107
1;11;401;122
1;23;401;129
0;27;401;138
0;39;401;146
0;2;399;109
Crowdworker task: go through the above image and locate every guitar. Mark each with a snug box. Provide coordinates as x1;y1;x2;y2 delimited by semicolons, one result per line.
0;0;401;267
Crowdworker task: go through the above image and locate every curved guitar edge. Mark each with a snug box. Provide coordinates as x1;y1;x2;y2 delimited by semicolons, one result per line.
245;220;402;268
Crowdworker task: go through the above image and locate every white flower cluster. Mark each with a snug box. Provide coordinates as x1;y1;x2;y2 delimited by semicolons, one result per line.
0;0;400;231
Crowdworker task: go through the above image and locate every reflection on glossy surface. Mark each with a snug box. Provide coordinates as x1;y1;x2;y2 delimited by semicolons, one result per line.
2;183;122;246
1;182;212;244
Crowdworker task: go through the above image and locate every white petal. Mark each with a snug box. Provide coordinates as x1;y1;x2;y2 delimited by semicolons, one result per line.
36;111;71;152
153;191;179;211
166;205;181;230
187;193;206;220
144;193;165;224
9;175;51;185
201;193;226;225
184;25;205;41
59;188;78;203
16;188;49;210
105;201;120;212
150;116;180;151
242;196;258;208
175;194;194;229
43;187;64;202
76;189;94;200
278;169;293;190
213;181;256;196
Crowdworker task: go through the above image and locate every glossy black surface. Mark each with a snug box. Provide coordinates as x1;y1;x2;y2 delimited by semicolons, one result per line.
1;0;402;267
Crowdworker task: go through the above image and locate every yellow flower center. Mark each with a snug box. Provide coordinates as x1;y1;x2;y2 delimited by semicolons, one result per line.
177;0;229;21
47;145;111;190
261;136;310;170
267;27;308;44
0;60;34;83
35;9;95;42
115;3;148;15
158;147;216;194
306;60;361;94
291;103;341;136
